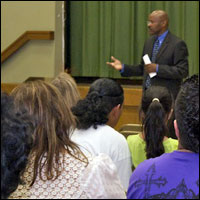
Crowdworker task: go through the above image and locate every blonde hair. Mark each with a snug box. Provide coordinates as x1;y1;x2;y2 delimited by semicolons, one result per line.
52;72;81;108
11;80;88;185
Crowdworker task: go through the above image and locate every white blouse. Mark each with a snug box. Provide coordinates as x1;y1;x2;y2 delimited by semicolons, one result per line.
9;153;126;199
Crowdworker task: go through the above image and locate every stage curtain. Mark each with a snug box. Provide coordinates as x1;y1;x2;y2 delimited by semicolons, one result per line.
69;1;199;78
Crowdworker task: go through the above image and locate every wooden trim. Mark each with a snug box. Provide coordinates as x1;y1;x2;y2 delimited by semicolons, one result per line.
78;84;142;105
1;83;142;106
1;82;142;131
1;31;54;63
78;84;142;131
1;83;19;94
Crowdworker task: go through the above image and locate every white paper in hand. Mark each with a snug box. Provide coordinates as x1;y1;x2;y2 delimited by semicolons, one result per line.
143;54;157;78
143;54;151;64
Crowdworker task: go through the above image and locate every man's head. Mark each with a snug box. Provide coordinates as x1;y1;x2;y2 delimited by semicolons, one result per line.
147;10;169;36
174;74;199;153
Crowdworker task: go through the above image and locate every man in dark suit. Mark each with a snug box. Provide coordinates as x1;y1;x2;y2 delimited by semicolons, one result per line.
106;10;189;139
106;10;189;100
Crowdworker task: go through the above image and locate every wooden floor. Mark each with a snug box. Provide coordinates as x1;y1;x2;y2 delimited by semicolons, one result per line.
1;83;143;131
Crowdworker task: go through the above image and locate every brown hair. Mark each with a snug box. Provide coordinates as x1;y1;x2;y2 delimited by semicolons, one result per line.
51;72;81;108
11;80;88;185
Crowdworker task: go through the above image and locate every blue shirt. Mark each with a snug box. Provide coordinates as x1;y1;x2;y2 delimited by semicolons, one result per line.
120;30;169;73
156;30;169;49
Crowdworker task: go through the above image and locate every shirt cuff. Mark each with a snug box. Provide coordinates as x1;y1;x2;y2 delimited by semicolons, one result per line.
120;64;125;73
156;64;159;73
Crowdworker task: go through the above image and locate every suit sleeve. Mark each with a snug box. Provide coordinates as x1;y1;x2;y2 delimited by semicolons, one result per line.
121;63;144;77
157;40;189;80
120;49;145;77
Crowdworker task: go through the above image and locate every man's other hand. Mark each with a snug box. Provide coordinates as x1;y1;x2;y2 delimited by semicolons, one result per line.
145;63;157;73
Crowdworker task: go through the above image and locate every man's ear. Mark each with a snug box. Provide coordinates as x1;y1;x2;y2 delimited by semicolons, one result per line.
107;104;122;128
116;104;121;111
112;104;121;117
174;119;180;139
162;20;167;27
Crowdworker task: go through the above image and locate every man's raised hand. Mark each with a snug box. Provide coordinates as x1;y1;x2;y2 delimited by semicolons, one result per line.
106;56;123;71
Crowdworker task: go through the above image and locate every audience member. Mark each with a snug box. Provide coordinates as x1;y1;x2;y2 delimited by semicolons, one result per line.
127;86;178;168
51;72;81;108
10;80;126;199
1;92;33;199
127;74;199;199
71;78;132;191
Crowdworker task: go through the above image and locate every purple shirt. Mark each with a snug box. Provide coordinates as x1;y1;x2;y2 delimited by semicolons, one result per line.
127;151;199;199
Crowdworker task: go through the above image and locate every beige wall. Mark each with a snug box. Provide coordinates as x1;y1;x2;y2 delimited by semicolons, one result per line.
1;1;56;83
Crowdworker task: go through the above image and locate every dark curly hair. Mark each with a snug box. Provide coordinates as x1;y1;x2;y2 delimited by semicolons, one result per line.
175;74;199;153
140;86;173;159
72;78;124;129
1;92;33;199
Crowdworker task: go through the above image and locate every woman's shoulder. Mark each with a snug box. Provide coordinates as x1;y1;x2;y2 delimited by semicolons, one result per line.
88;153;123;168
163;137;178;152
82;153;126;199
127;134;143;144
97;125;127;140
164;137;178;145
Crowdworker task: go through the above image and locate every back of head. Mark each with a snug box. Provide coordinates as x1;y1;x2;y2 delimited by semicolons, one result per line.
72;78;124;129
175;74;199;153
140;86;173;158
1;92;33;199
10;80;80;185
11;80;76;138
51;72;81;108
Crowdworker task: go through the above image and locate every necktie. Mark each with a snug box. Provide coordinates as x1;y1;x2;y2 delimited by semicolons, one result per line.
151;39;160;62
145;39;160;89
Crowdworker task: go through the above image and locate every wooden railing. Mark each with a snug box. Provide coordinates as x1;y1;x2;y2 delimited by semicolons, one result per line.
1;31;54;63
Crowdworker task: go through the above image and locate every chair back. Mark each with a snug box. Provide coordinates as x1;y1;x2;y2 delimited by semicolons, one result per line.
119;124;142;138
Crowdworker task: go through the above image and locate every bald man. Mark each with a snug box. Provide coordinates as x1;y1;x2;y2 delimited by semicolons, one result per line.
107;10;189;100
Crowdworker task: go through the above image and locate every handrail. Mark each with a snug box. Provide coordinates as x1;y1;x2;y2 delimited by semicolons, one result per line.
1;31;54;63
